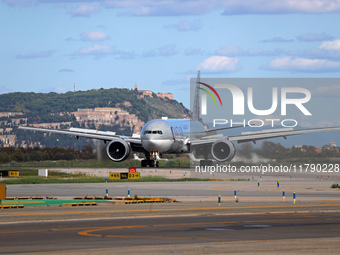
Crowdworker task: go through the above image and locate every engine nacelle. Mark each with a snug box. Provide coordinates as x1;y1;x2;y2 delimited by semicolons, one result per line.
106;139;131;162
211;139;236;162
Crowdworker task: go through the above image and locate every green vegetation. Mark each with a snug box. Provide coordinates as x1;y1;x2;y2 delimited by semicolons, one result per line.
0;146;96;164
236;141;340;163
0;146;191;168
8;160;142;168
11;159;190;168
2;88;190;149
0;168;84;177
0;88;190;124
0;175;213;185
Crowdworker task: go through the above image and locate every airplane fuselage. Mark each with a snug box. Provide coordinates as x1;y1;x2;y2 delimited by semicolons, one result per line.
140;119;205;154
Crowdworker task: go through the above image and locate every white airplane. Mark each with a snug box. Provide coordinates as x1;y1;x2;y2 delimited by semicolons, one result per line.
19;71;340;167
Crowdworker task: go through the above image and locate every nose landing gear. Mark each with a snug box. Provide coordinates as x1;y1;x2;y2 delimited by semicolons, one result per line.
141;151;160;167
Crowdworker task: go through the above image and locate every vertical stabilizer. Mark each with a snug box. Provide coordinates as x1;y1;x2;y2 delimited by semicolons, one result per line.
192;71;200;121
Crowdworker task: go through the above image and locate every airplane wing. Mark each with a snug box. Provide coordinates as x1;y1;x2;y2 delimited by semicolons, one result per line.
17;126;141;144
190;126;340;145
190;125;250;136
229;126;340;143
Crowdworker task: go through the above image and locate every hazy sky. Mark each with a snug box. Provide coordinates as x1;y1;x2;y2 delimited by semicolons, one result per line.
1;0;340;125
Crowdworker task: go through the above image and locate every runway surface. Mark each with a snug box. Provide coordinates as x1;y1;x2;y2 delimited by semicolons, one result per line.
1;167;340;254
1;210;340;254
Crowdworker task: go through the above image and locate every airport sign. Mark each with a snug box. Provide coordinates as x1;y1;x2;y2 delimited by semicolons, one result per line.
109;172;140;179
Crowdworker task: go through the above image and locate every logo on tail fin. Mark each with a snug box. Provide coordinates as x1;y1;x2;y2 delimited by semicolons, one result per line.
198;82;223;116
192;71;223;120
198;82;223;107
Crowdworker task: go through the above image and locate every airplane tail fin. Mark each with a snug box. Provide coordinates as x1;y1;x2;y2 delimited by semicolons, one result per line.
192;70;200;121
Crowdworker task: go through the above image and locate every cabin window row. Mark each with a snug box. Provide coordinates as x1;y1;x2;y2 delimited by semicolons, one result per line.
144;130;163;134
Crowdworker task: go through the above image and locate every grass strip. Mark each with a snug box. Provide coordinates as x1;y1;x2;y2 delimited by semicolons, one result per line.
0;168;84;177
1;200;111;206
0;176;219;184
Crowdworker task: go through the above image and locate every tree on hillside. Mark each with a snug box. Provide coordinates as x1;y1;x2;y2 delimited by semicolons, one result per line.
12;149;24;162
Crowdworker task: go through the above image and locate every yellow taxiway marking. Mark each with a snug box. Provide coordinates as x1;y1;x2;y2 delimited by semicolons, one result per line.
78;224;243;241
0;229;45;234
51;226;100;232
2;201;45;204
2;213;340;243
77;212;340;240
78;225;149;237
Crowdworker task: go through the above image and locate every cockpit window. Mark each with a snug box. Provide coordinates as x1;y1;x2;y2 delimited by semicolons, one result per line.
144;130;162;135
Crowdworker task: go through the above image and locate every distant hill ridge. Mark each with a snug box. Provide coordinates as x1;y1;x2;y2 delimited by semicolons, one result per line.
0;88;190;124
0;88;190;149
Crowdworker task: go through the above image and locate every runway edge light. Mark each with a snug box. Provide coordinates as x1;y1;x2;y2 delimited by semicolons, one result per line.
282;191;285;201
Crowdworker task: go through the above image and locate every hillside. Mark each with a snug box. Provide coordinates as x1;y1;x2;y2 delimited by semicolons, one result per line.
0;88;191;149
0;88;190;123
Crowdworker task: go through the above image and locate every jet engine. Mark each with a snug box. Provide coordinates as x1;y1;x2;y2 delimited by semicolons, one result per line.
211;139;236;162
106;139;131;162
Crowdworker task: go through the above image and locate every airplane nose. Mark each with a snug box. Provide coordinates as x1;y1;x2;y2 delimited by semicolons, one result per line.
142;139;157;151
142;138;172;153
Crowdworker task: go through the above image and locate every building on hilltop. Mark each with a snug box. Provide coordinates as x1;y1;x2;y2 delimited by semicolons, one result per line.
0;134;16;147
31;122;72;129
0;112;23;118
323;140;337;149
293;140;339;154
156;92;174;100
134;85;173;100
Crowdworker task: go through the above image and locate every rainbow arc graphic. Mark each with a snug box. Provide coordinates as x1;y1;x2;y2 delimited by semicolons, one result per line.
198;82;223;106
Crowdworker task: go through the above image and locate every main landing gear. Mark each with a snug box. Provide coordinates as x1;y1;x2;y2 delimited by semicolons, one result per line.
187;152;214;167
141;159;159;168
